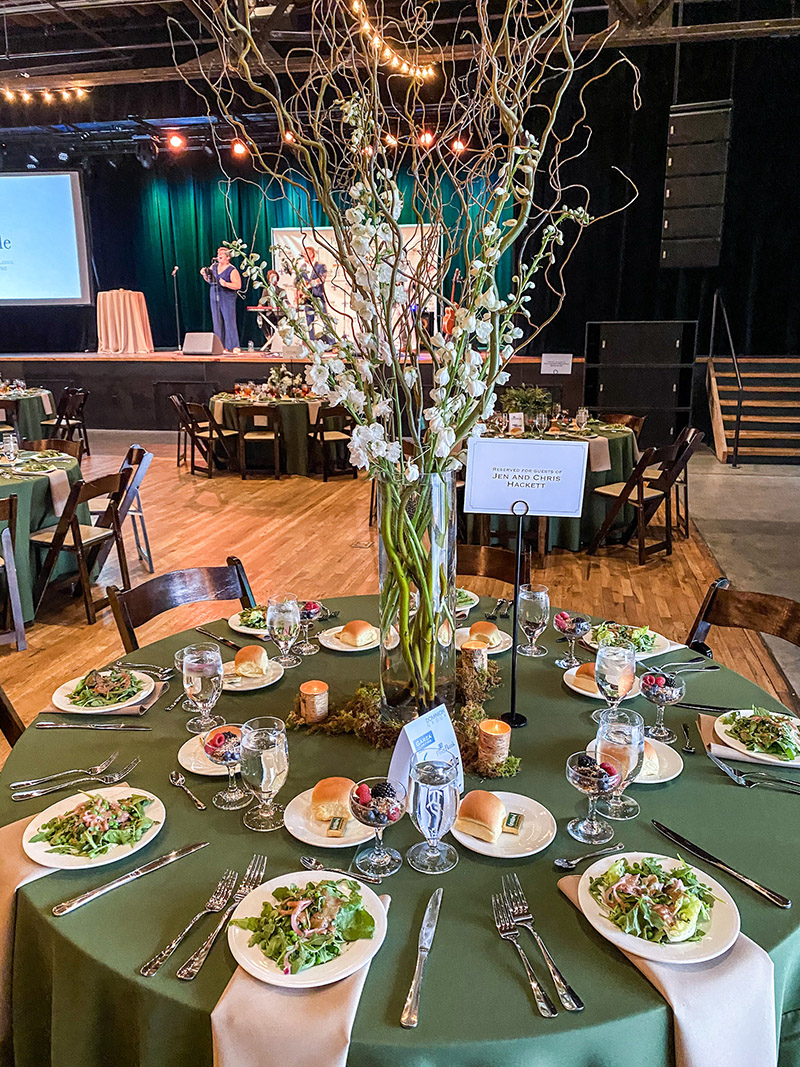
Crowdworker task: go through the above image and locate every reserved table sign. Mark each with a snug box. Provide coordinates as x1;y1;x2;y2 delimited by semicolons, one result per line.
388;703;464;792
464;437;589;518
540;352;573;375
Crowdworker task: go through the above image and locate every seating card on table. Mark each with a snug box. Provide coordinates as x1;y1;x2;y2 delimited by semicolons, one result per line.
465;437;589;518
388;704;464;792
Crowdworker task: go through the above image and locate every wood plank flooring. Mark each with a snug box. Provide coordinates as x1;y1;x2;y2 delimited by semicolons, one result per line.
0;437;794;766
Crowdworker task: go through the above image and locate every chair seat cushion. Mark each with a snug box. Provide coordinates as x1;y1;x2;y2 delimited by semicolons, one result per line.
30;523;115;548
243;431;277;440
594;481;665;504
318;430;350;442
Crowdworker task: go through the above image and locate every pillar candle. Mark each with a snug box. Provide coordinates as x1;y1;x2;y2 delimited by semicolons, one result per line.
478;718;511;766
461;639;489;672
299;679;329;723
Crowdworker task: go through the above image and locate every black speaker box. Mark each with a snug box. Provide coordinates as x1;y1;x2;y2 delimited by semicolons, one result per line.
663;206;723;240
182;332;224;355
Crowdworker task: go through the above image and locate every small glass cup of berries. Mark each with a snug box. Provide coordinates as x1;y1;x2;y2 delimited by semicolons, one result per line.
350;777;407;877
565;751;622;844
553;611;591;669
296;599;323;656
202;724;252;810
640;672;685;745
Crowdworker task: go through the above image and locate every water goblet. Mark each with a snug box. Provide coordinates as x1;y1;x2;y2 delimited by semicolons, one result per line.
267;593;301;668
576;406;589;432
182;643;224;735
240;716;289;831
565;751;622;844
517;583;550;657
553;611;591;669
174;647;201;713
350;776;407;877
641;671;685;744
406;751;459;874
590;640;637;724
552;401;562;421
296;599;323;655
202;724;252;810
594;708;645;821
534;411;549;438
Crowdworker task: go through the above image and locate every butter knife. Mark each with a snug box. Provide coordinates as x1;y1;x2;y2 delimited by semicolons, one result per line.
651;820;791;908
52;842;209;916
400;887;442;1028
194;626;244;651
36;722;152;731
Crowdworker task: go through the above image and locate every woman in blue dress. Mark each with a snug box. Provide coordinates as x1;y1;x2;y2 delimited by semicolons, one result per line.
200;246;242;351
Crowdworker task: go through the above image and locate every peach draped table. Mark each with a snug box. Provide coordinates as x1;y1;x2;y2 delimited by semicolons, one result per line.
96;289;154;355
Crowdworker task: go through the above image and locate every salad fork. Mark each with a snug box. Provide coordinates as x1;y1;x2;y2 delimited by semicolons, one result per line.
501;874;584;1011
491;893;558;1018
10;751;118;790
707;752;800;793
485;598;505;620
139;868;238;976
176;853;268;980
11;757;141;801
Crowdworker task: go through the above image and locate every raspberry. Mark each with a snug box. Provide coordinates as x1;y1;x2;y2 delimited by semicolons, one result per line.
386;805;401;822
656;675;666;687
599;761;617;777
642;674;655;686
355;783;372;805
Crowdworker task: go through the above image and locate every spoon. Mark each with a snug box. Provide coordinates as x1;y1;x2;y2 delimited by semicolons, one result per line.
553;842;624;870
169;770;206;810
673;665;720;674
681;723;696;755
300;855;382;885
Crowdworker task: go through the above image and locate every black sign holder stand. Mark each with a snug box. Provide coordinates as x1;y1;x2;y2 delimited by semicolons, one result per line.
502;499;530;729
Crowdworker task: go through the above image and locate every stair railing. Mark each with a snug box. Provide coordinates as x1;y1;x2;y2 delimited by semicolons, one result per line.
708;289;743;468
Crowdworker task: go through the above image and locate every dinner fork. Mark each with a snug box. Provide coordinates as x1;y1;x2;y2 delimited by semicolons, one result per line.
176;853;268;980
11;757;141;801
10;751;119;790
501;874;584;1012
139;868;238;976
114;661;174;680
499;600;512;619
491;893;558;1018
707;752;800;794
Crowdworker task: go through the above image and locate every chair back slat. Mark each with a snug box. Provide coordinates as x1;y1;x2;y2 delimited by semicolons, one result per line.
118;445;153;525
0;682;24;747
646;430;704;493
687;576;800;650
21;438;83;460
456;544;529;587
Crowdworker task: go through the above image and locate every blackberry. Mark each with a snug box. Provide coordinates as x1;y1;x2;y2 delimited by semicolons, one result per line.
371;782;396;800
576;754;595;769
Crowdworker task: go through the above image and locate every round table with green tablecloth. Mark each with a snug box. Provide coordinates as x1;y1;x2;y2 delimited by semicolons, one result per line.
0;390;56;444
210;395;321;477
1;595;798;1067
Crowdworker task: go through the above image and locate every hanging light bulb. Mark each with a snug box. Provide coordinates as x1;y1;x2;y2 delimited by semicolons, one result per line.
61;89;71;100
3;89;14;102
452;138;467;154
75;87;87;99
284;130;296;144
384;133;398;147
231;139;248;157
168;132;186;150
21;90;32;102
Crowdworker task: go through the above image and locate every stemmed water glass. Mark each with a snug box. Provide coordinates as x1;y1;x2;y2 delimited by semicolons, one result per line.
3;434;18;465
240;716;289;831
553;611;591;669
576;406;589;432
517;583;550;657
202;724;252;810
590;640;637;724
641;672;685;744
174;647;200;713
350;776;407;877
594;708;645;821
267;593;301;668
565;751;622;844
406;750;459;874
534;411;549;438
296;599;323;655
181;643;224;734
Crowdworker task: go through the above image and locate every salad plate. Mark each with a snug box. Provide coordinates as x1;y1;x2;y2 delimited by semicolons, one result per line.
318;624;399;653
12;462;58;475
227;870;387;988
450;792;556;858
563;665;641;701
222;659;284;692
583;623;671;660
586;738;683;785
22;785;165;870
454;627;513;656
51;669;154;714
283;788;374;849
228;610;270;637
578;851;740;964
456;588;480;613
713;708;800;767
177;735;236;777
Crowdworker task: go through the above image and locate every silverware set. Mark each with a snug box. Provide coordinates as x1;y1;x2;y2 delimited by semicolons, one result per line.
11;757;141;801
485;598;505;620
681;723;696;755
707;752;800;794
300;855;381;885
491;873;583;1017
113;660;174;681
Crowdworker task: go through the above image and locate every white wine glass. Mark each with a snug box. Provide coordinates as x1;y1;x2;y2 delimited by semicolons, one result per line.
517;583;550;657
182;643;224;735
576;406;589;432
594;708;644;821
590;640;637;724
240;716;289;831
267;593;301;668
406;750;459;875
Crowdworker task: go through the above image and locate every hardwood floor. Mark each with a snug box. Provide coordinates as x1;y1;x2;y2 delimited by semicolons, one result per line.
0;436;794;765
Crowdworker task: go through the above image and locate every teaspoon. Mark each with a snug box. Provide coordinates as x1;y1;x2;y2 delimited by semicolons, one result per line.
169;770;206;810
554;842;624;870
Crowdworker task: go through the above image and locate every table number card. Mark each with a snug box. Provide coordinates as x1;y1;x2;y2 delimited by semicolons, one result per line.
388;703;464;792
464;436;589;518
507;412;525;433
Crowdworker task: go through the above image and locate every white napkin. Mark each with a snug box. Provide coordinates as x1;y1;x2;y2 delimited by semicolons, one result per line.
587;435;611;473
211;895;390;1067
558;875;776;1067
46;469;71;518
40;392;54;416
212;400;224;424
306;400;321;425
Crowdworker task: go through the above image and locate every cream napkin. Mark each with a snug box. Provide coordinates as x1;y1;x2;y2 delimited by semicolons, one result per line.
212;400;224;423
40;392;54;416
212;895;390;1067
46;469;71;518
306;400;321;425
696;712;792;766
39;679;167;718
587;435;611;473
558;875;776;1067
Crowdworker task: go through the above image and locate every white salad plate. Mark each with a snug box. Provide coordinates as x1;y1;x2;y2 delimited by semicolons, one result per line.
578;851;740;965
51;670;155;714
22;785;165;870
583;627;671;660
713;708;800;768
283;788;373;849
228;870;388;988
586;738;684;785
177;736;237;777
563;666;641;702
454;627;513;656
450;792;557;858
456;588;480;613
228;611;270;638
318;624;399;653
222;659;284;692
13;464;57;475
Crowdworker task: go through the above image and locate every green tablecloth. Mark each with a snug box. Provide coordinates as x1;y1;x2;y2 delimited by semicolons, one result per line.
211;396;318;477
1;596;799;1067
0;391;56;443
0;455;85;622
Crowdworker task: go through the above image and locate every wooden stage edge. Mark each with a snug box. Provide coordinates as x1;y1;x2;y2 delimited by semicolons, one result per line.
0;351;585;364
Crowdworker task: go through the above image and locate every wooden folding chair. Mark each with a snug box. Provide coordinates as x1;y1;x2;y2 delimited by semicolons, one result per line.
643;425;701;539
456;544;530;587
108;555;256;652
0;398;20;441
91;445;155;574
236;404;283;479
186;401;237;478
0;681;25;747
0;495;27;651
309;404;357;481
686;576;800;656
21;438;83;461
30;471;131;624
41;387;91;456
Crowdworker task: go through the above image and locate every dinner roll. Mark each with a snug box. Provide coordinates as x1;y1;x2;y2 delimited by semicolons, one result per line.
572;661;598;694
311;777;355;821
641;740;660;778
454;790;506;843
234;644;270;677
338;620;379;647
468;621;502;648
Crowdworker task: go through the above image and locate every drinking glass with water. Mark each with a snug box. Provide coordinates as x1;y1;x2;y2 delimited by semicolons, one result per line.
406;750;460;874
181;642;224;735
240;716;289;831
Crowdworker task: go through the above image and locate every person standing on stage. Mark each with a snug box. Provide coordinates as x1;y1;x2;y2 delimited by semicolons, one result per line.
295;246;328;341
200;246;242;352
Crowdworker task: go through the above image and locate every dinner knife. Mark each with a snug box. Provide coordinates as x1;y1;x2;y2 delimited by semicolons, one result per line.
36;722;152;731
675;702;741;713
52;842;209;916
651;820;791;909
194;626;244;651
400;887;442;1028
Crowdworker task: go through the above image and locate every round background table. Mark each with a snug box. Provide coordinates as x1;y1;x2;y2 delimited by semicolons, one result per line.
0;390;56;444
2;596;799;1067
211;395;321;477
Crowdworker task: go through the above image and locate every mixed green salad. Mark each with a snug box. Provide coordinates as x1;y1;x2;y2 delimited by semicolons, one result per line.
232;879;375;975
456;588;476;610
592;622;657;653
14;459;55;472
30;793;156;857
590;857;715;944
239;605;269;629
721;708;800;761
67;668;145;708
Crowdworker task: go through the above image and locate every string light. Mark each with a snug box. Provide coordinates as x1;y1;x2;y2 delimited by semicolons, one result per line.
419;130;435;148
0;85;90;103
384;133;398;147
21;91;31;102
284;130;296;144
60;89;71;100
452;138;467;154
2;90;13;102
43;90;53;103
351;0;435;81
75;87;86;98
231;139;248;157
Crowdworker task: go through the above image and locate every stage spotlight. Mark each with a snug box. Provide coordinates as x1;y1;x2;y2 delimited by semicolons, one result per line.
231;139;248;157
27;154;38;165
135;140;157;169
203;144;214;156
168;133;186;150
452;138;467;155
419;130;435;148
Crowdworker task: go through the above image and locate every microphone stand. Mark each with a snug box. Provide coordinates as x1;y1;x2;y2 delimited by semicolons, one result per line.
171;266;181;352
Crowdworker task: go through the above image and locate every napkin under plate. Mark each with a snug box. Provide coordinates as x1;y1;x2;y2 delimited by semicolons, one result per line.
697;712;798;766
40;679;168;718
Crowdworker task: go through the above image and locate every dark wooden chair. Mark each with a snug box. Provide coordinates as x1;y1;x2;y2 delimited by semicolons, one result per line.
686;576;800;656
236;404;283;479
41;387;91;456
603;413;646;439
0;681;25;748
456;544;530;587
0;495;27;651
644;426;702;539
107;555;256;652
30;471;131;624
91;445;155;574
309;404;357;481
0;398;21;441
21;438;83;461
188;401;237;478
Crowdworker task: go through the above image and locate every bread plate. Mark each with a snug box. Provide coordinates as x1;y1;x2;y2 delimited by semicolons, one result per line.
283;787;373;849
454;627;513;656
318;624;399;653
222;658;284;692
586;737;683;785
51;670;155;714
450;791;556;858
178;735;236;777
563;665;641;701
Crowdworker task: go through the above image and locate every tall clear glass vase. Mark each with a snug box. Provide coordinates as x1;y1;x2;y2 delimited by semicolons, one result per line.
377;471;457;721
